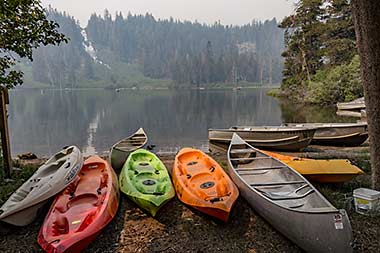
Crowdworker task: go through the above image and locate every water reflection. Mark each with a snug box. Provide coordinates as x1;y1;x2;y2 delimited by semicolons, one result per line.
279;102;358;123
8;88;351;157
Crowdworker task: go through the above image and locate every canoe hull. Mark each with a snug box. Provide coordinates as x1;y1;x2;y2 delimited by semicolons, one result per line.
229;172;353;252
109;128;148;171
110;147;131;172
312;132;368;146
209;128;315;151
285;123;368;146
227;134;353;252
337;103;365;111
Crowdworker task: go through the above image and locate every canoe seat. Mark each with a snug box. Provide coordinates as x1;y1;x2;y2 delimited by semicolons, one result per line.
231;157;272;162
236;165;287;172
257;184;314;200
250;180;305;187
230;149;257;155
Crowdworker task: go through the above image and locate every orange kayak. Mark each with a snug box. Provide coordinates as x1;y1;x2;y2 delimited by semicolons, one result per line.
262;151;364;183
173;148;238;222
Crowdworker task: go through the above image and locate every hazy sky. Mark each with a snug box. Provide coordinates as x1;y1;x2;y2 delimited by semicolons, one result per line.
40;0;296;27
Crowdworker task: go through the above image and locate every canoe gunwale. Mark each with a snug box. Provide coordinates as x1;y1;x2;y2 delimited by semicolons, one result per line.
210;127;317;133
313;131;367;140
109;128;148;170
111;128;148;152
210;135;300;143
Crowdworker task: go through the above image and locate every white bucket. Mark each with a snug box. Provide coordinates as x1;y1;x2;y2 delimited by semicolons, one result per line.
353;188;380;217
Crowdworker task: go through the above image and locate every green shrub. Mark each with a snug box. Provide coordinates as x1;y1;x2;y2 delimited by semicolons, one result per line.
305;55;363;105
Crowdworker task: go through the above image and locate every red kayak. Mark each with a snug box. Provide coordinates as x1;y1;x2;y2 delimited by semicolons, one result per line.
38;156;120;253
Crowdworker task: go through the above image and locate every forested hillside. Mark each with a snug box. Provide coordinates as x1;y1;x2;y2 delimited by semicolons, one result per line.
22;8;284;88
279;0;363;104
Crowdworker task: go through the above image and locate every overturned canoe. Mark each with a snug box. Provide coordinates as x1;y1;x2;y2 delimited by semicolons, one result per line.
209;126;316;152
109;128;148;171
337;97;365;111
285;122;368;146
38;156;119;253
0;146;83;226
173;148;239;222
227;134;353;252
119;149;174;216
262;151;364;183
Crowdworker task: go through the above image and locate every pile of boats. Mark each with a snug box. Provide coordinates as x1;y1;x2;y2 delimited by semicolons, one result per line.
0;122;367;252
209;122;368;152
336;97;366;119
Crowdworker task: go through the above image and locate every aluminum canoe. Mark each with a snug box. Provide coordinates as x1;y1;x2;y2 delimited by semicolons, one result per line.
209;126;316;151
226;134;353;252
285;122;368;146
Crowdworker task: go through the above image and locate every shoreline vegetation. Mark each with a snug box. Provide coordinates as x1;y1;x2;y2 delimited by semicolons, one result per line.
1;145;379;252
16;82;280;91
279;1;363;106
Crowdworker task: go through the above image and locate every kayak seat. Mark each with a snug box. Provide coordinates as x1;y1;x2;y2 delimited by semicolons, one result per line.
56;193;99;213
52;215;69;236
38;159;66;178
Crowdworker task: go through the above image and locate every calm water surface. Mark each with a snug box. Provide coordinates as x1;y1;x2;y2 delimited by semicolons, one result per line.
8;88;353;157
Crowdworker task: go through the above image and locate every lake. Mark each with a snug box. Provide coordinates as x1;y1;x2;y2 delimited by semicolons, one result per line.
8;88;351;157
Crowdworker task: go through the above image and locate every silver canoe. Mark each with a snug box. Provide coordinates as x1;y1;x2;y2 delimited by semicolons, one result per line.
227;134;353;252
285;122;368;146
209;126;316;152
109;128;148;171
0;146;83;226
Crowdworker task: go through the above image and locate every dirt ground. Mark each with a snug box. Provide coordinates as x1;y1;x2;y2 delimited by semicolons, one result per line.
1;149;380;252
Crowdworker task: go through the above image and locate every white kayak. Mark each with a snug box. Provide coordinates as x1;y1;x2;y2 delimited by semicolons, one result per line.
0;146;83;226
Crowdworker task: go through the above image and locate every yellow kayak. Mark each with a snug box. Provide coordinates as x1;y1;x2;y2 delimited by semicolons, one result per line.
262;151;364;183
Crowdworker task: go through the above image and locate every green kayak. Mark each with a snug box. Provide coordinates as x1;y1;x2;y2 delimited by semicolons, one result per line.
119;149;175;216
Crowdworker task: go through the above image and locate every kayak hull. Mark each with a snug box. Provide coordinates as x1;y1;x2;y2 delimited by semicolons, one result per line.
173;148;239;222
0;146;83;226
38;156;119;253
119;149;175;216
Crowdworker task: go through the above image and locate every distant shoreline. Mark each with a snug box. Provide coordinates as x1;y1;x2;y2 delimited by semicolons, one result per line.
12;85;280;92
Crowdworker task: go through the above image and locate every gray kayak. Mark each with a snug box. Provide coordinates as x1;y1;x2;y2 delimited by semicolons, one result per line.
227;133;353;252
109;128;148;171
0;146;83;226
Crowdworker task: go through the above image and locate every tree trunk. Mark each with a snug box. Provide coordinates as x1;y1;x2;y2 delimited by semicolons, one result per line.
351;0;380;190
